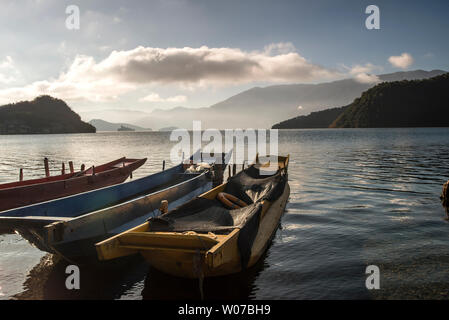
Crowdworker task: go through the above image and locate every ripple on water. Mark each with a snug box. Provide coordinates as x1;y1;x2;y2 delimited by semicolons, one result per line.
1;129;449;299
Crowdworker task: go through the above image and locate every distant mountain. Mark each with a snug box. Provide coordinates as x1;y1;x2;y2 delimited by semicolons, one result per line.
81;109;151;125
0;95;95;134
89;119;151;132
330;73;449;128
136;69;446;129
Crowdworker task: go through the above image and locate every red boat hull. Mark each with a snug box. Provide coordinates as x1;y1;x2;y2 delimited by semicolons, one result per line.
0;157;146;212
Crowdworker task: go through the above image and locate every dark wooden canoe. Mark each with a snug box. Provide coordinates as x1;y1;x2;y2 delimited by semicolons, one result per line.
95;154;289;277
0;157;146;211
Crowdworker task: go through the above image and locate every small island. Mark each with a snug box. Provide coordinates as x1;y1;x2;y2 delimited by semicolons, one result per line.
117;125;135;132
158;126;179;131
89;119;151;132
0;95;96;135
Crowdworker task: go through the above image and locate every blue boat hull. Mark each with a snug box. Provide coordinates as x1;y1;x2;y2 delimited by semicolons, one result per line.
0;163;184;220
0;151;232;262
20;172;212;263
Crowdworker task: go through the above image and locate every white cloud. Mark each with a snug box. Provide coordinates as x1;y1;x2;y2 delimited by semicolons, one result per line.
342;63;381;84
0;56;19;84
0;44;340;104
348;63;378;75
0;56;136;103
388;53;414;69
264;42;297;55
139;93;187;103
0;74;16;84
0;56;14;69
92;44;339;85
99;45;111;52
353;72;380;84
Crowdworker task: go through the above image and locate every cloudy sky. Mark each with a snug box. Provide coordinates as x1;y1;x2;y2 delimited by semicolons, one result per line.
0;0;448;121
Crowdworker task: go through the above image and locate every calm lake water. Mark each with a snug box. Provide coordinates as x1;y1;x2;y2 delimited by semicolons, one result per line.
1;128;449;300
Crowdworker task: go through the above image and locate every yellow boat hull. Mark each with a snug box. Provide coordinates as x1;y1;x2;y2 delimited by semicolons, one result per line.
141;182;290;278
96;155;290;278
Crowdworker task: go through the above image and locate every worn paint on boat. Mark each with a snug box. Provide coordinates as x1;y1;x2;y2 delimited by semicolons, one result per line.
0;157;147;211
0;151;232;263
46;172;211;262
96;154;289;278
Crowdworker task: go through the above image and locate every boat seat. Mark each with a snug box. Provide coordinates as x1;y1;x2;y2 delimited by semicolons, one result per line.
147;197;262;234
223;165;286;204
146;164;286;234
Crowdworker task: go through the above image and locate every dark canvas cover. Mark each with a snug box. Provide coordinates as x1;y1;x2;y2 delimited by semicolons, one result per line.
147;164;287;268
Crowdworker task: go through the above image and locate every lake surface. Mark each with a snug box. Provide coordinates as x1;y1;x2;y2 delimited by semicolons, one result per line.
1;128;449;300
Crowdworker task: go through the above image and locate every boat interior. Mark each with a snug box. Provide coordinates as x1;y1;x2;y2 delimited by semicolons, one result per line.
96;155;289;266
0;157;143;190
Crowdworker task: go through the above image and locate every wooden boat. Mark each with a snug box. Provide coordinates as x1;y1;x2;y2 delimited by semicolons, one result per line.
0;151;232;263
96;154;290;278
0;157;147;212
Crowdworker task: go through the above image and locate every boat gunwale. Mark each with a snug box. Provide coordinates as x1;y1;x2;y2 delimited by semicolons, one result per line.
0;157;145;191
44;150;232;236
0;160;182;217
95;154;289;270
0;150;232;217
53;170;209;227
0;156;129;189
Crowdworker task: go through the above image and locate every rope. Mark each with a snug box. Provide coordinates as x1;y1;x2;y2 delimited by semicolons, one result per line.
189;232;210;301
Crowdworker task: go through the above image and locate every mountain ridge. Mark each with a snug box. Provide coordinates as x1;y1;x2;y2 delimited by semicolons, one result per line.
273;72;449;129
272;106;348;129
134;69;446;129
330;73;449;128
0;95;95;135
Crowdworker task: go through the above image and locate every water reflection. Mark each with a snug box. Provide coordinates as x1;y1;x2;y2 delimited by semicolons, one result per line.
14;254;148;300
13;246;271;300
142;247;270;300
3;128;449;299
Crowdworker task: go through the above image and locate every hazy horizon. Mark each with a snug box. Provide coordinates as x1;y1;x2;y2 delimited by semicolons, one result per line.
1;0;449;128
